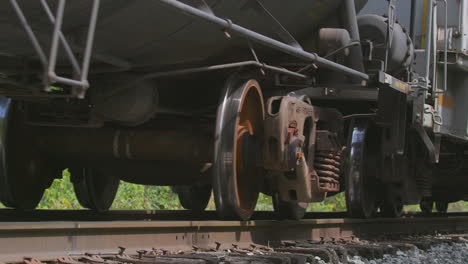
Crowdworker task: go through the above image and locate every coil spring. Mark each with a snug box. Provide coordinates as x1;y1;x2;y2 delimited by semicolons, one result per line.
314;150;341;191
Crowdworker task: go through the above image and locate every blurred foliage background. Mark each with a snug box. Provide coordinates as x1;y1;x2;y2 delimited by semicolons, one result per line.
3;169;466;212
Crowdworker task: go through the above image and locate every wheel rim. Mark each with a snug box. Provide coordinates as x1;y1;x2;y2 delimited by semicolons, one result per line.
345;118;379;218
235;86;263;215
213;76;264;220
0;98;49;209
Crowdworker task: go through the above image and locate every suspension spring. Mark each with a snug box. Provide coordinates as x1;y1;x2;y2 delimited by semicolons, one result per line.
314;150;341;192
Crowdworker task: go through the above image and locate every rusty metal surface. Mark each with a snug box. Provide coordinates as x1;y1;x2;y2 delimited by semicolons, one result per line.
263;96;316;203
0;214;467;262
263;95;344;204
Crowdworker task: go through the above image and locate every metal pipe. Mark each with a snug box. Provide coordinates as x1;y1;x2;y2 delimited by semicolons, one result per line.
40;0;131;72
424;0;434;91
156;0;369;81
49;73;88;88
432;3;438;92
9;0;48;66
81;0;100;86
410;0;418;42
442;0;448;94
143;61;308;80
433;0;448;95
342;0;365;75
105;60;308;98
40;0;81;76
47;0;66;87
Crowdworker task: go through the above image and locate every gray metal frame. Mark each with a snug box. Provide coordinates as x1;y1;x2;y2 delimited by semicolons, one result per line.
9;0;369;99
157;0;369;81
9;0;101;98
430;0;468;142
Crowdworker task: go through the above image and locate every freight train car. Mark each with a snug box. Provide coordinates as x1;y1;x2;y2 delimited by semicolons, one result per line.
0;0;466;220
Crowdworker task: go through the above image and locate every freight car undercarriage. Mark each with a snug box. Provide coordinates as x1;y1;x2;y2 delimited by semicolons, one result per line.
0;0;467;220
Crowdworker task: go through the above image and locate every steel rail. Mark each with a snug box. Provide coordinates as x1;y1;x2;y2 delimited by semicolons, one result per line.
155;0;370;81
0;214;467;262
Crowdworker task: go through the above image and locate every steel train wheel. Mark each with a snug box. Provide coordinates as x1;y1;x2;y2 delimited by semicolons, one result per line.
272;193;307;220
0;98;51;209
71;168;119;211
174;185;212;213
419;198;434;214
380;183;404;217
213;76;265;220
435;200;449;213
345;118;379;218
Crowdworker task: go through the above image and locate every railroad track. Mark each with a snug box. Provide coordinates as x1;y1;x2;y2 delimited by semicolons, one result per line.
0;210;349;222
0;209;465;221
0;212;467;262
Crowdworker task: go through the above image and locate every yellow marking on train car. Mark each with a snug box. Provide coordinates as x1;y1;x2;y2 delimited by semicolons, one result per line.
438;94;454;109
394;81;409;92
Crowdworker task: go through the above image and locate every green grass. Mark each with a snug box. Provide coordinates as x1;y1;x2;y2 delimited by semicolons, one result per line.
2;169;468;212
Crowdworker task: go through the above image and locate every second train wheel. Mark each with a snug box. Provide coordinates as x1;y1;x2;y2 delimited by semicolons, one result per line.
435;200;449;213
419;198;434;214
213;76;265;220
345;118;380;218
173;184;212;213
0;98;52;209
380;183;404;217
71;168;120;212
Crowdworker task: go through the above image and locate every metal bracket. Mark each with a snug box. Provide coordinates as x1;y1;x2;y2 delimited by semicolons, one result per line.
377;72;408;155
378;71;411;94
9;0;101;98
424;105;443;126
414;123;439;163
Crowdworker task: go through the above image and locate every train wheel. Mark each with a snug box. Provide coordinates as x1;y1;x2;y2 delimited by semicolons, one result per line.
213;76;265;220
0;98;51;209
174;185;212;213
419;198;434;214
272;193;307;220
345;119;379;218
435;200;449;213
71;168;119;211
380;184;404;217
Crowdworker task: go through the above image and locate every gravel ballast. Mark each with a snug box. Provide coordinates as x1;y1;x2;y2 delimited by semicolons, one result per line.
347;242;468;264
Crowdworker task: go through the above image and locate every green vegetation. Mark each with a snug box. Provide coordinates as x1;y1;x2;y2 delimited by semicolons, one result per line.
37;169;183;210
3;169;468;212
34;170;348;211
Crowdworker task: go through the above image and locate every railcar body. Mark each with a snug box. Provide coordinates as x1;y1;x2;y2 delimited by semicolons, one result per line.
0;0;466;219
